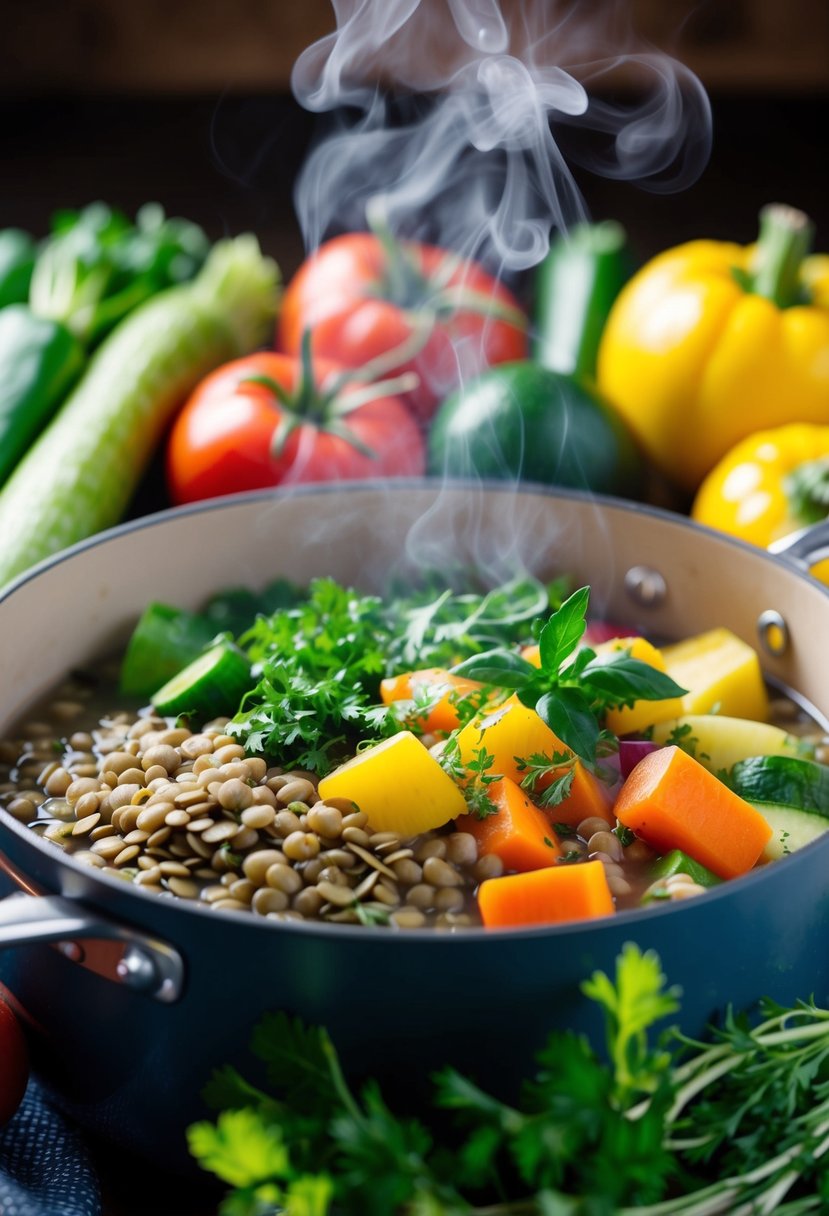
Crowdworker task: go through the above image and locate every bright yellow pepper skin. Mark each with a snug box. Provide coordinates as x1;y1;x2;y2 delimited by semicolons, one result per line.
691;422;829;583
597;210;829;492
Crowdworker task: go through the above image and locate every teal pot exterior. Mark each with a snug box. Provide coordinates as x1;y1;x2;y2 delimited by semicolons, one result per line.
0;483;827;1169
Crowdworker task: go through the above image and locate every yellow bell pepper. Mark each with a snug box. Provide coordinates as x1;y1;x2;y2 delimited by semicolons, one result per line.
691;422;829;583
597;206;829;492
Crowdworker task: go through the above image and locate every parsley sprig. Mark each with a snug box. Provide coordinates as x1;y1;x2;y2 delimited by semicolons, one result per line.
451;587;687;767
227;575;559;775
189;944;829;1213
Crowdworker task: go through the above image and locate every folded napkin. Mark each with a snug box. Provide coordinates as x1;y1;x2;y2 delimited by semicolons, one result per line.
0;1079;99;1216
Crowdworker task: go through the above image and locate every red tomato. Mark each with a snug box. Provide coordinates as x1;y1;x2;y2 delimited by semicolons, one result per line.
166;351;425;506
278;233;528;424
0;992;29;1125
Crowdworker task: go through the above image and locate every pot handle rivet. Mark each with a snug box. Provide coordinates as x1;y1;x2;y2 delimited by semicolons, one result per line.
757;609;790;657
624;565;667;608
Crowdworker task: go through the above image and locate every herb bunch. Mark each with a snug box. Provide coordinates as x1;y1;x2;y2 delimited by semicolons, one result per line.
227;575;559;775
452;587;686;772
188;944;829;1214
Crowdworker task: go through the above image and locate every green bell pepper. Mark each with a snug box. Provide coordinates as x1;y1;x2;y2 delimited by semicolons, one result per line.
0;229;36;309
0;306;84;488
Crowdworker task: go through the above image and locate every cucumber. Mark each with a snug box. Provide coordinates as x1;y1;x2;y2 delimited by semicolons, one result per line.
120;601;217;698
646;848;721;891
754;803;829;860
730;755;829;813
151;640;254;722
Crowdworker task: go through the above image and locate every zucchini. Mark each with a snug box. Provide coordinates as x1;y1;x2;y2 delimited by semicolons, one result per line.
0;237;279;590
119;602;217;698
151;640;254;722
730;755;829;813
533;221;632;381
651;714;805;775
754;803;829;860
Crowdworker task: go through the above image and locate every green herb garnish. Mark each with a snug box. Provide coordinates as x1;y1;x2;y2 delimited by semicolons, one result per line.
189;944;829;1213
453;587;687;767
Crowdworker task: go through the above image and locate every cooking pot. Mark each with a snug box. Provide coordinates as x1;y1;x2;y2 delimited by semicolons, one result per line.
1;481;828;1169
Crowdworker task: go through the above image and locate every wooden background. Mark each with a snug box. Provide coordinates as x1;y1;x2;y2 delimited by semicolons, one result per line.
0;0;827;94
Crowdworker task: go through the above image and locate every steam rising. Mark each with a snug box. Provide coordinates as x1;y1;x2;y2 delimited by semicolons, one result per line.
291;0;712;272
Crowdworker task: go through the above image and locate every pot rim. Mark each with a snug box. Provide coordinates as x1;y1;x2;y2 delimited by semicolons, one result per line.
2;477;828;945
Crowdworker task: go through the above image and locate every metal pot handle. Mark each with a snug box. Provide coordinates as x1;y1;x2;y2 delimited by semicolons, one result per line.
769;521;829;572
0;891;184;1003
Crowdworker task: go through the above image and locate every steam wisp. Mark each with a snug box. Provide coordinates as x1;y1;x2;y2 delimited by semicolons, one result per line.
291;0;712;274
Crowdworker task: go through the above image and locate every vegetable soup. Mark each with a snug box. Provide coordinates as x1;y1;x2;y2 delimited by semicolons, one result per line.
1;576;826;930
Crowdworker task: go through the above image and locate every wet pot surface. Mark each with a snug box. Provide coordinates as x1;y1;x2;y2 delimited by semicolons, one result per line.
1;482;828;1168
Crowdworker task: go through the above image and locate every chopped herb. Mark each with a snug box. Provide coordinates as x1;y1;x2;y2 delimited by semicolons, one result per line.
613;825;637;847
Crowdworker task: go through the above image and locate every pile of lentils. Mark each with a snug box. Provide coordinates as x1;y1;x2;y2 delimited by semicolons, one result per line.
0;672;509;929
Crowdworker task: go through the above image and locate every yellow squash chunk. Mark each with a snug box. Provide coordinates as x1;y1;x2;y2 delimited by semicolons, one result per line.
455;695;614;828
594;636;685;735
651;714;802;774
317;730;466;835
661;628;769;721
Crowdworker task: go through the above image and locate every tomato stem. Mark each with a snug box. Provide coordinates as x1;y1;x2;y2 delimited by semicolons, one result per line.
748;204;814;309
365;197;430;308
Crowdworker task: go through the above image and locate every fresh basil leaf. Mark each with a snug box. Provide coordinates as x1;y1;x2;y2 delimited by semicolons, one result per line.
451;648;537;689
538;586;589;674
581;655;687;706
534;687;599;765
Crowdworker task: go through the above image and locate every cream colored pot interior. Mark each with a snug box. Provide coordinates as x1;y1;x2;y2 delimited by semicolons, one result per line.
1;484;827;732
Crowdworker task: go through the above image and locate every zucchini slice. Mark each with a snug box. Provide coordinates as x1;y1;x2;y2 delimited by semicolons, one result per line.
151;640;253;722
730;755;829;813
754;803;829;860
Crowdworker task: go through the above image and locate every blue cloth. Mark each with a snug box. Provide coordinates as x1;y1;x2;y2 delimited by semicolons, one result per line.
0;1079;99;1216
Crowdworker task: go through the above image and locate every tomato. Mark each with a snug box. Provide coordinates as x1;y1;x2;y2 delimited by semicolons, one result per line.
278;232;528;425
0;991;28;1125
166;350;425;506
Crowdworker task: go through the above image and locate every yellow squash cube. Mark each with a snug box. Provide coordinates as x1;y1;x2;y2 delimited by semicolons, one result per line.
317;730;466;835
594;636;685;735
662;628;769;721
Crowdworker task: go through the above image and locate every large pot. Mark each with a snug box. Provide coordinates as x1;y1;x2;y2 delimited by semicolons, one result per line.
1;482;828;1167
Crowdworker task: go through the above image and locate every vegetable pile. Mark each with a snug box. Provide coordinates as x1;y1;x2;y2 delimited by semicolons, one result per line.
0;196;826;588
188;943;829;1213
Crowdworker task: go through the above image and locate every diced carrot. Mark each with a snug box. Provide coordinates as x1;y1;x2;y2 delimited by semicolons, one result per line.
455;696;615;829
478;858;615;928
380;667;484;735
614;745;773;879
594;637;685;735
456;777;562;872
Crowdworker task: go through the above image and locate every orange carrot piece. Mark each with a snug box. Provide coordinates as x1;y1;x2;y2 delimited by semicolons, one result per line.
478;858;615;928
455;696;615;828
456;777;561;872
614;745;773;879
379;667;483;735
